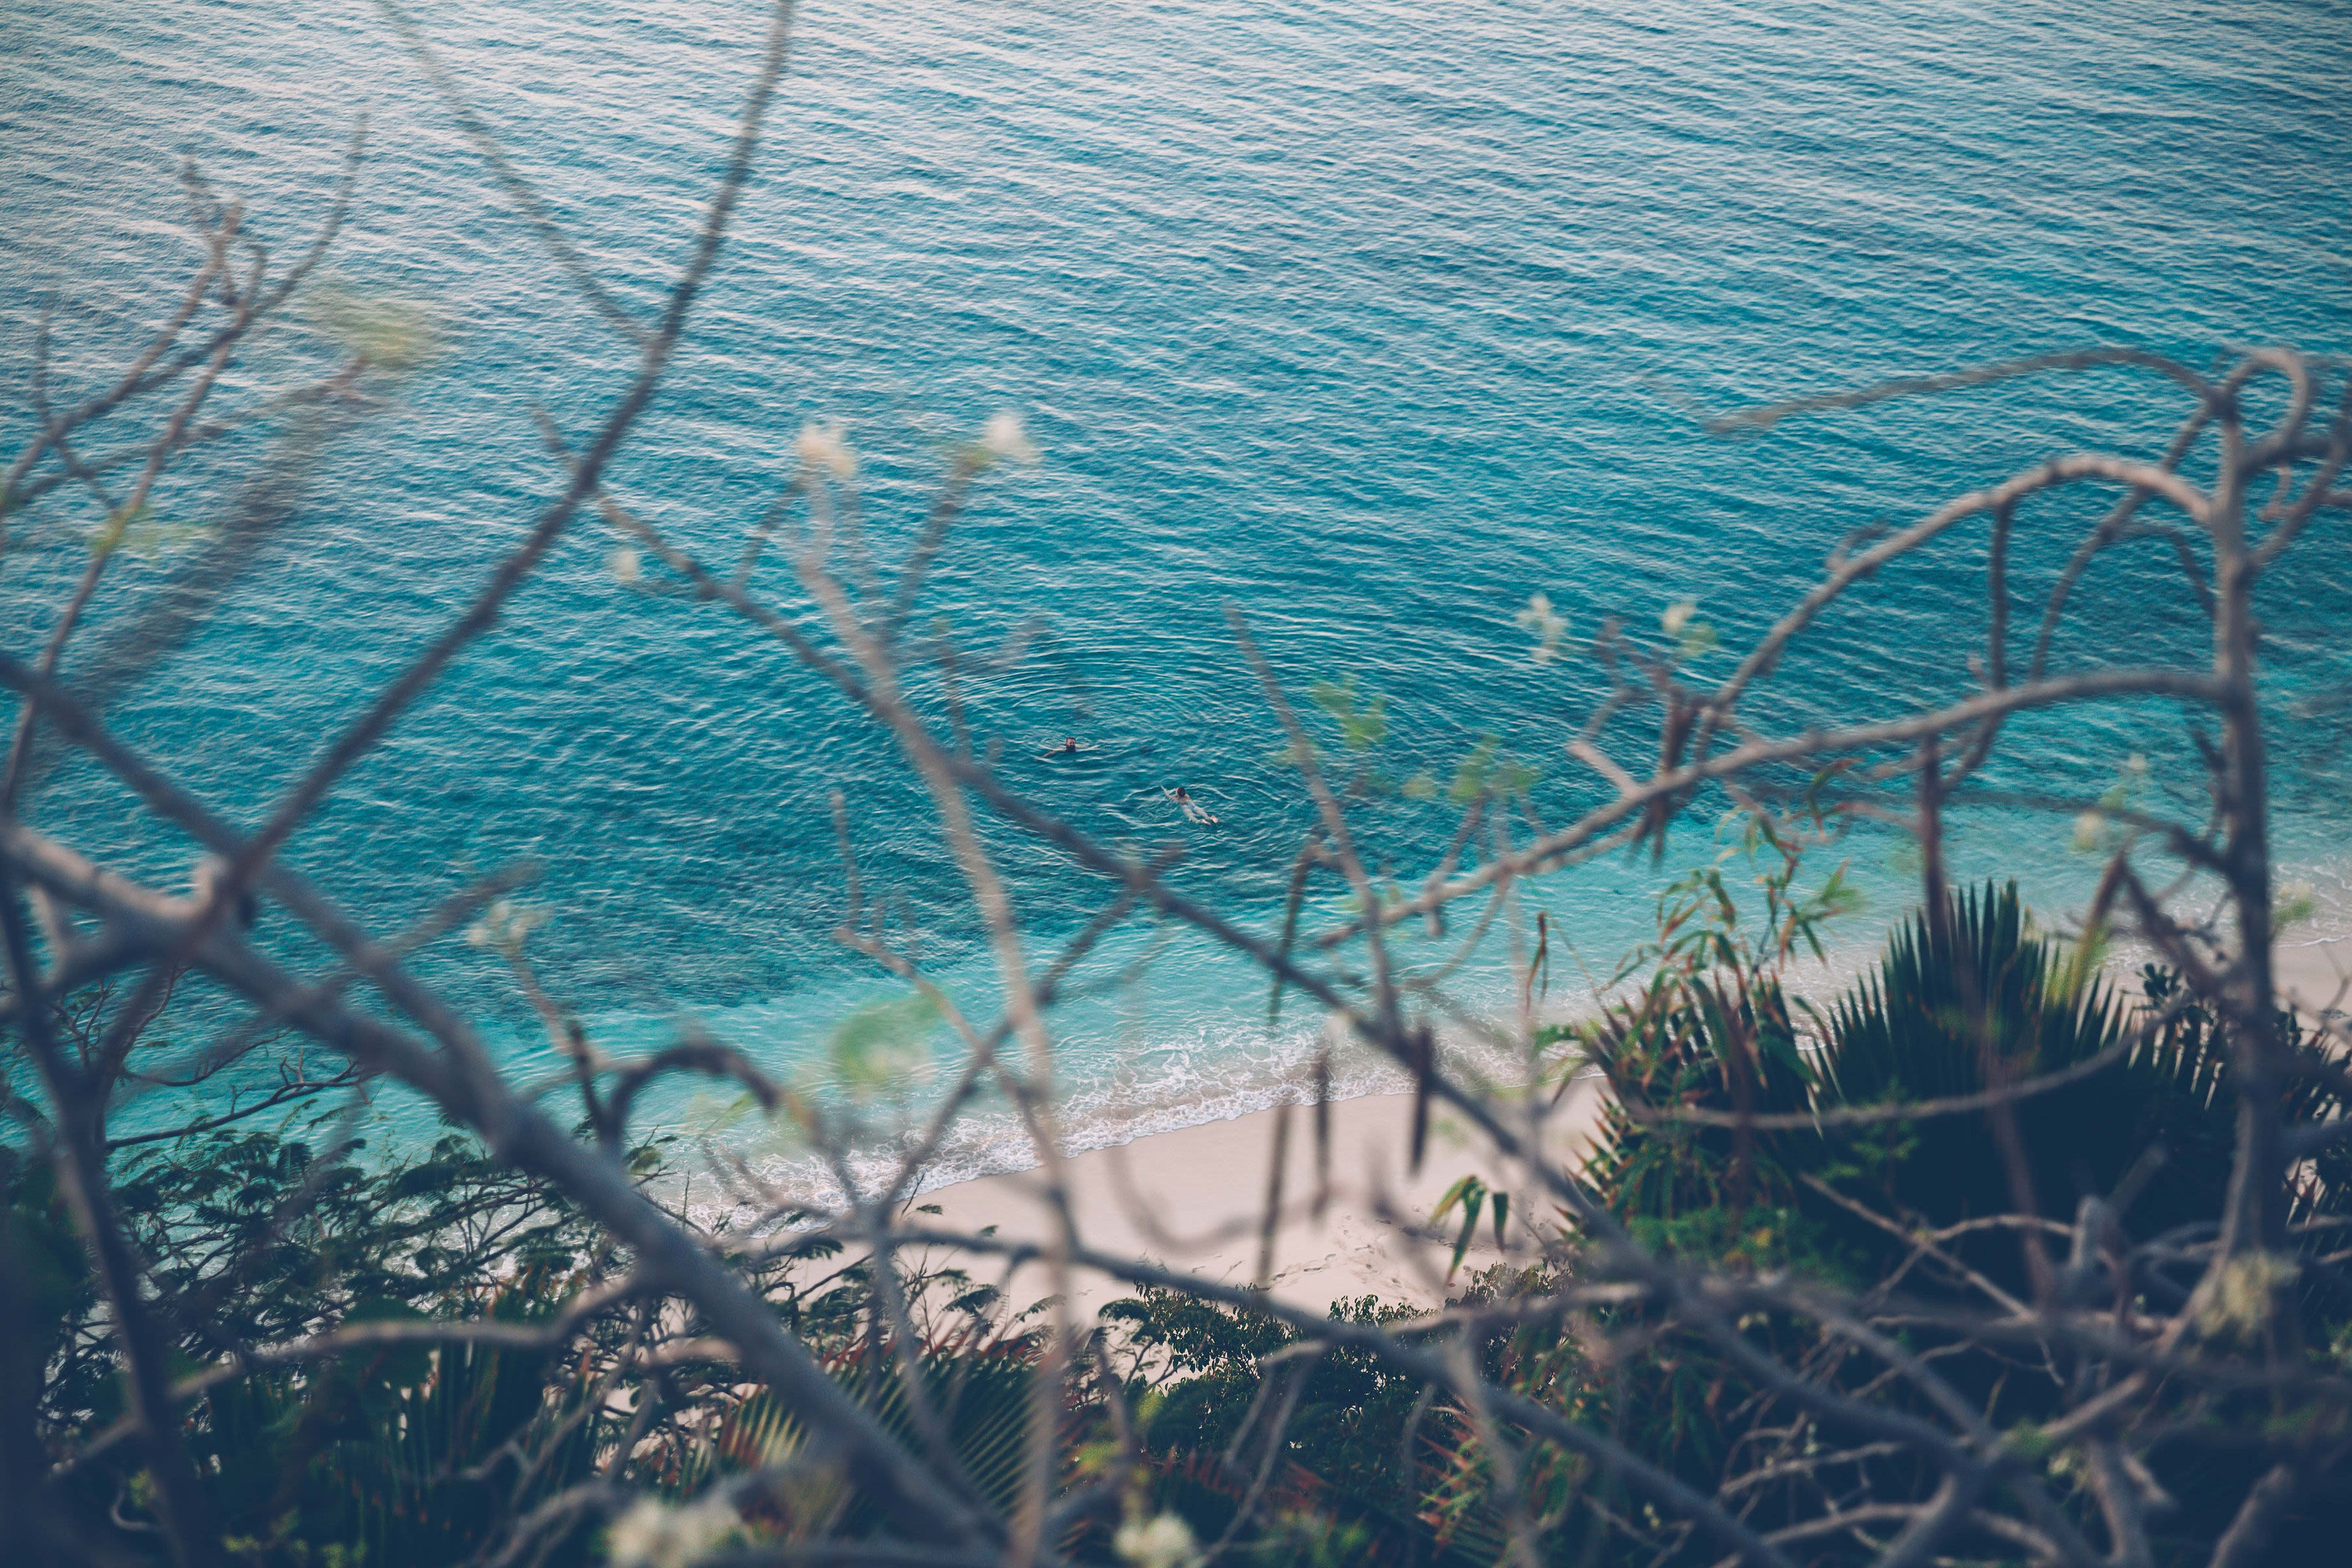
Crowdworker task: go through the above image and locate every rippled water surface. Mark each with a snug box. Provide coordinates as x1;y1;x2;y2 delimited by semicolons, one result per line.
6;1;2351;1173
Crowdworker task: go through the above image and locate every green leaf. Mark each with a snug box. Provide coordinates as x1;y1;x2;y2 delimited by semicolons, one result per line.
1431;1174;1481;1225
306;280;442;372
341;1297;433;1388
1448;738;1499;805
85;501;147;559
1447;1190;1483;1282
1493;758;1541;796
828;989;940;1092
1309;678;1388;751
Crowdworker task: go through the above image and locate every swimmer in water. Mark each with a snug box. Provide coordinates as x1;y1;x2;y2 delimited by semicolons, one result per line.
1166;785;1220;825
1039;736;1088;759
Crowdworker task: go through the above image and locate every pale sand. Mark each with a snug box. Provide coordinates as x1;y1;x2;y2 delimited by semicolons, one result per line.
2278;934;2352;1025
902;937;2351;1324
908;1077;1610;1320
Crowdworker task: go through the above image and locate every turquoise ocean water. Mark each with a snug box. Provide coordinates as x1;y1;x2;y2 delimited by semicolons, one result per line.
5;1;2351;1183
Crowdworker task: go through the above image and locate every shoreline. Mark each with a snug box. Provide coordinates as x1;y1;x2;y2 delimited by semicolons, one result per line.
2278;932;2352;1023
892;935;2352;1321
905;1077;1610;1318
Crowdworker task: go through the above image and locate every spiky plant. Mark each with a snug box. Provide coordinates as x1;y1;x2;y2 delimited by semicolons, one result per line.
1806;884;2352;1304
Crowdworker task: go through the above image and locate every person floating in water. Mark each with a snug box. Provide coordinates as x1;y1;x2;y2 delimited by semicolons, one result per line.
1167;786;1220;825
1039;736;1089;759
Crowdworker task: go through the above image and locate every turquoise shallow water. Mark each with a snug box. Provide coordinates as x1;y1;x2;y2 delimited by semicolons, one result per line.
5;1;2351;1177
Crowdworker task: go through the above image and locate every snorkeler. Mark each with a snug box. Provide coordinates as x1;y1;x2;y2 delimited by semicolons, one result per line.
1166;786;1220;825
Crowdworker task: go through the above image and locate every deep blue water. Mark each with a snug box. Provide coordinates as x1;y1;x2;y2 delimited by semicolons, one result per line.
5;1;2351;1177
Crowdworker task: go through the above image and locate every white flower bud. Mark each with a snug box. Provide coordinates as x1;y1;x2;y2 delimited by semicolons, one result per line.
606;1494;743;1568
1515;592;1567;664
978;411;1039;465
1114;1512;1203;1568
793;418;858;482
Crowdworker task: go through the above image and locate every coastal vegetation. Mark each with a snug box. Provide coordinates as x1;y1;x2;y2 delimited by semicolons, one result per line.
7;6;2352;1567
10;878;2351;1565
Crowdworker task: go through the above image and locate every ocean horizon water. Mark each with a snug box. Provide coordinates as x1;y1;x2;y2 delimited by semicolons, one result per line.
5;0;2351;1187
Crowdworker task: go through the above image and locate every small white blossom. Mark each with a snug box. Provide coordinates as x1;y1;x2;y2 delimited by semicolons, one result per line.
1661;600;1697;638
1514;592;1567;663
1114;1512;1203;1568
606;1494;743;1568
2123;751;2149;776
977;411;1039;466
608;545;643;586
794;418;858;482
2200;1251;2300;1340
466;898;549;951
2072;811;2104;853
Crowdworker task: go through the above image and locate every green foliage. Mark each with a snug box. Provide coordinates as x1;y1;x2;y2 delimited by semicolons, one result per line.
304;280;442;374
0;1146;102;1437
198;1320;598;1567
1270;677;1407;798
1103;1287;1443;1559
1445;736;1539;805
1119;872;2352;1565
1659;599;1717;660
7;1109;1095;1566
1271;678;1548;811
1555;879;2352;1562
1429;1175;1509;1282
19;867;2352;1566
7;1125;626;1565
1308;679;1388;753
828;988;941;1096
676;1347;1043;1539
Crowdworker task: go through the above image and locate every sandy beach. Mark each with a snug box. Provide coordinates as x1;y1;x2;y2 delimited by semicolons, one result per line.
2278;932;2352;1023
900;934;2352;1322
909;1077;1610;1318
